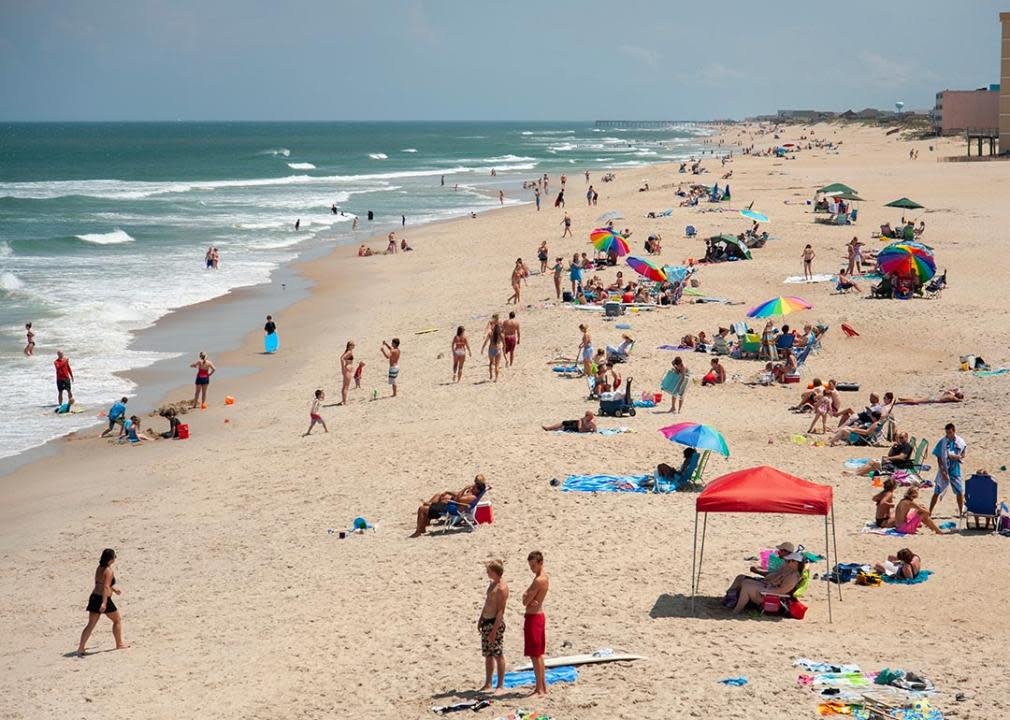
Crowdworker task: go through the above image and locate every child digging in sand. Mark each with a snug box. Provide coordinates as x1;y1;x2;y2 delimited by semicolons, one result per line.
305;389;328;435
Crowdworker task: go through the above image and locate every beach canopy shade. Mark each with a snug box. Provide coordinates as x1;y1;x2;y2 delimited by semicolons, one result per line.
746;296;812;318
659;422;729;457
830;191;864;202
739;208;769;223
885;197;924;210
690;466;840;621
597;210;624;221
592;232;630;256
877;241;936;282
710;234;752;260
696;466;831;514
662;264;691;283
817;182;858;195
625;255;666;282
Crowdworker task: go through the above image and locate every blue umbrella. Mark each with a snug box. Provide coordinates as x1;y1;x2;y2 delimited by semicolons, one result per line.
659;422;730;457
740;209;769;223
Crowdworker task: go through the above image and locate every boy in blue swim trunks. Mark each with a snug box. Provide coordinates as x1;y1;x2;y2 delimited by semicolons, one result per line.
929;422;966;516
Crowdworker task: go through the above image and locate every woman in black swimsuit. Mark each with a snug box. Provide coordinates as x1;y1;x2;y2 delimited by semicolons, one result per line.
24;322;34;356
78;548;127;656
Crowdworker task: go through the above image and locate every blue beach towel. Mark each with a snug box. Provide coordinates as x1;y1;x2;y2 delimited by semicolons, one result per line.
718;677;748;686
562;474;651;493
973;368;1009;377
883;569;933;585
494;666;578;688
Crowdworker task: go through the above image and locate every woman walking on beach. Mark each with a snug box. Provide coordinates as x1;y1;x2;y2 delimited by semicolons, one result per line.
339;341;355;405
507;258;524;305
537;241;549;274
661;356;690;413
452;326;472;383
577;324;593;377
569;254;582;297
551;257;564;300
191;352;216;408
77;549;127;657
482;319;503;382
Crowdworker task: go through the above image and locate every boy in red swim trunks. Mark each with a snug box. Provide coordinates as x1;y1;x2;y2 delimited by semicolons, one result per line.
522;550;550;696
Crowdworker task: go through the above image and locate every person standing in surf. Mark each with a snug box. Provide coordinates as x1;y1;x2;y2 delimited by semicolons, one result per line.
54;350;73;406
24;322;35;356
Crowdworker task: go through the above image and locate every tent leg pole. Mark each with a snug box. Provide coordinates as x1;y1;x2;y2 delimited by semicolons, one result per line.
825;515;832;623
696;513;708;605
831;505;841;602
691;511;699;613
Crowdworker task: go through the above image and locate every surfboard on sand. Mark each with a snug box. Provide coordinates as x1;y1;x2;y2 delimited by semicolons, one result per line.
513;653;644;671
264;333;279;353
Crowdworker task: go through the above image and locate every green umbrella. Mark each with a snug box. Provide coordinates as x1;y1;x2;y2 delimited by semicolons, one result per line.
885;197;924;210
711;234;752;260
817;182;858;195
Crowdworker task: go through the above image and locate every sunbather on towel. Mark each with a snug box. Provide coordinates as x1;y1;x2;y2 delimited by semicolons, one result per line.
871;478;898;527
896;389;964;405
874;548;921;580
724;551;805;614
411;475;487;537
542;411;597;434
890;488;946;535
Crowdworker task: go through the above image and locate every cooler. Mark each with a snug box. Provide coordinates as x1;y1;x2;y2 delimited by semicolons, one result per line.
475;501;493;525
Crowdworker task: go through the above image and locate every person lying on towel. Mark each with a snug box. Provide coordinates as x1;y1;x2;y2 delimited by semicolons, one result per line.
542;411;597;434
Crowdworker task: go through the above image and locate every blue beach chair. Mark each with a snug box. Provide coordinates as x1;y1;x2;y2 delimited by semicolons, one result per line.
963;474;998;531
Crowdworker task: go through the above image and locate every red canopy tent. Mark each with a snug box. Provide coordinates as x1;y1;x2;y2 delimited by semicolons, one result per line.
691;466;841;621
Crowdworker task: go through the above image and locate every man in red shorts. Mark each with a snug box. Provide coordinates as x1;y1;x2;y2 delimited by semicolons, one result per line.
522;550;550;696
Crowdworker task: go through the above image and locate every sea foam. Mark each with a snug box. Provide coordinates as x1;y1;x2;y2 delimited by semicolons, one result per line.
369;153;388;160
76;229;136;245
287;162;316;170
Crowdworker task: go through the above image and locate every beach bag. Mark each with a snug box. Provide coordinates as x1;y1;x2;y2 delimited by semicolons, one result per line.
176;423;190;440
787;599;808;620
762;595;783;614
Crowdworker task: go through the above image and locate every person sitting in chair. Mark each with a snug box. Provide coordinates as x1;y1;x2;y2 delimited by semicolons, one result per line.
857;433;914;476
828;411;882;446
723;551;805;615
411;475;487;537
656;448;698;487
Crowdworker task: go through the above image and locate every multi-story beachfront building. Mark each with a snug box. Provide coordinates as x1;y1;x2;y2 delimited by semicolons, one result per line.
932;88;999;135
1001;12;1010;153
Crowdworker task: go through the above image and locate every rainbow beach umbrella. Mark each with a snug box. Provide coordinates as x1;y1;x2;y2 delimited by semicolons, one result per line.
625;255;666;282
659;422;730;457
877;241;935;282
592;231;630;256
747;296;812;318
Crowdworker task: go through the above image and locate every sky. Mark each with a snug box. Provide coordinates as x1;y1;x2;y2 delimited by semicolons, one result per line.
0;0;1005;121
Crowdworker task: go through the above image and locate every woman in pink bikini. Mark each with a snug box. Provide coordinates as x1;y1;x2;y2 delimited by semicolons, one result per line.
889;487;946;535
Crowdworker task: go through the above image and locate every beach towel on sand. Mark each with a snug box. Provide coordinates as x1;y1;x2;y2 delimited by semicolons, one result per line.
882;569;933;585
553;427;632;436
784;274;835;284
493;666;578;688
860;523;910;537
562;474;651;493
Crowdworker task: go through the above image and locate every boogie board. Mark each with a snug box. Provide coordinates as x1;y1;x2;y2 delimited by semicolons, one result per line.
514;652;644;671
264;333;279;353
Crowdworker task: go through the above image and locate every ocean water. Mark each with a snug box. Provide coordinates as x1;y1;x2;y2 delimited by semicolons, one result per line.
0;121;708;460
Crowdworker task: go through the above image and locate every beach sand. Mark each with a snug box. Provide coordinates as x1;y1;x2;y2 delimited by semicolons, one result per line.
3;123;1010;719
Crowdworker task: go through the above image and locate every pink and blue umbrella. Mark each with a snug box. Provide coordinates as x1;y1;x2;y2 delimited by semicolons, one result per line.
659;422;730;457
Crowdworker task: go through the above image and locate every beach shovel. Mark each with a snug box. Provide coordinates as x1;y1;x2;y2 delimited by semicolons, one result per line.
841;323;859;337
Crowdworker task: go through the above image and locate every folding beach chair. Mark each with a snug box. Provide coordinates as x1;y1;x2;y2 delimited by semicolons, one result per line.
689;450;710;486
963;474;999;532
850;419;887;448
438;487;488;534
760;567;811;619
685;225;697;238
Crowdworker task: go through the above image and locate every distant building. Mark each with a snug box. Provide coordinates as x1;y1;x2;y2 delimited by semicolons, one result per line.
1001;13;1010;152
932;88;999;135
776;109;837;121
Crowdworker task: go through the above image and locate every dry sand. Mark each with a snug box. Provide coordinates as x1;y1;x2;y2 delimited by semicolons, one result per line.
3;123;1010;719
